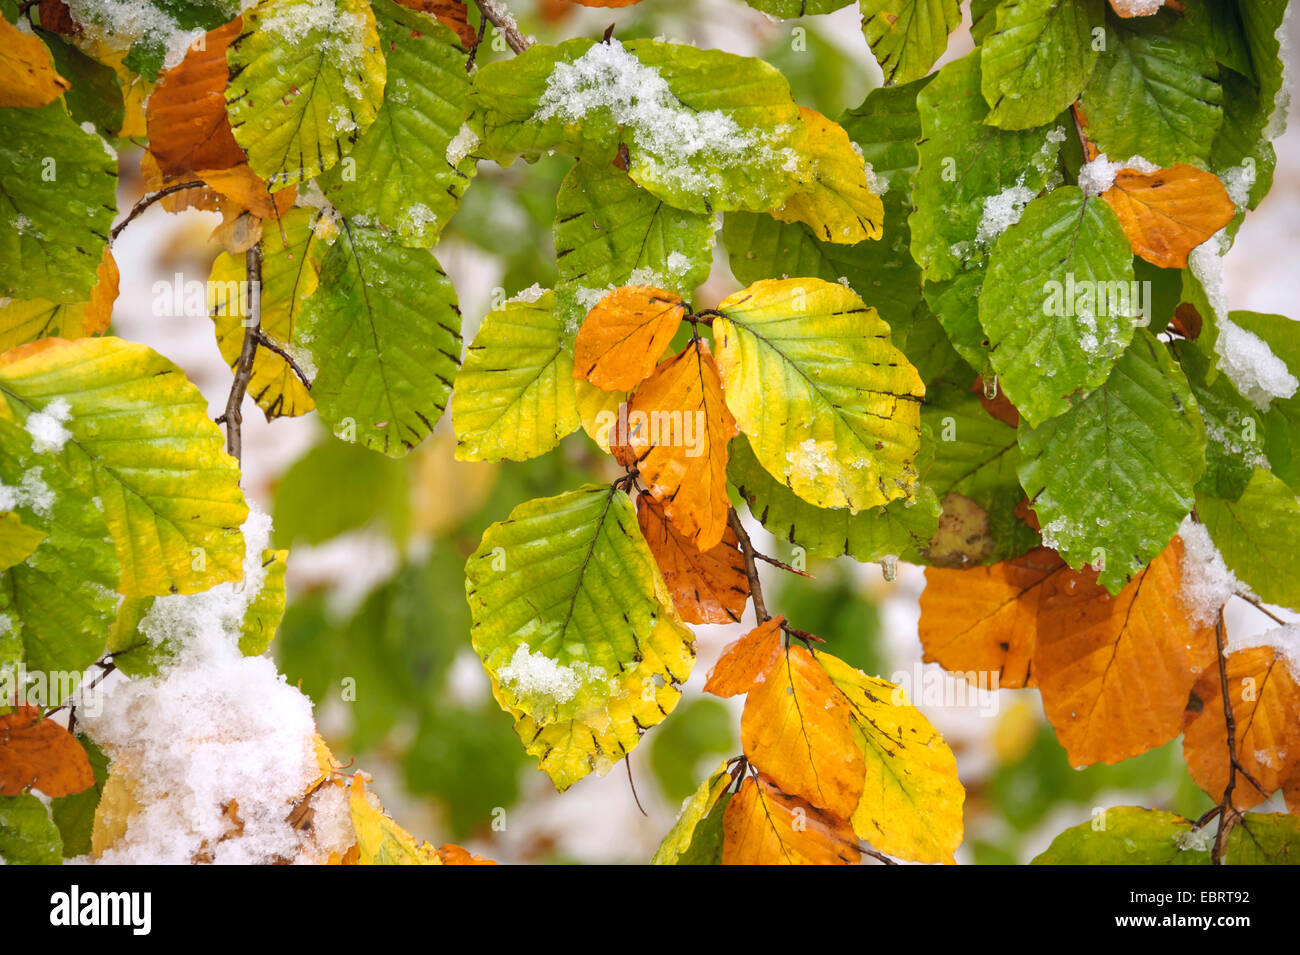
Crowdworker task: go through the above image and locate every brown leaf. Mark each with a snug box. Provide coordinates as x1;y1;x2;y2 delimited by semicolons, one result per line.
1102;165;1236;269
0;705;94;797
741;644;865;818
1183;646;1300;810
921;492;994;567
1170;303;1203;340
704;616;784;698
572;286;686;392
637;493;748;625
0;14;70;107
146;19;247;181
394;0;478;48
919;547;1067;689
616;340;737;550
1035;538;1217;766
971;376;1019;428
722;773;859;865
436;843;498;864
38;0;79;35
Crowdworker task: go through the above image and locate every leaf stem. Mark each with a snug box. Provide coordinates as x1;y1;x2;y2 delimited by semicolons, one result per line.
110;181;209;243
729;507;769;624
1211;608;1240;864
252;329;313;391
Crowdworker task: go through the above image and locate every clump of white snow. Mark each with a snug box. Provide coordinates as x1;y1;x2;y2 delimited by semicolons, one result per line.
1110;0;1165;15
1178;517;1243;625
446;124;479;167
535;39;786;198
975;127;1066;246
24;399;73;454
1213;318;1298;410
62;0;234;72
1220;160;1256;209
496;644;607;707
0;468;56;520
1077;153;1159;197
80;506;348;865
507;283;547;305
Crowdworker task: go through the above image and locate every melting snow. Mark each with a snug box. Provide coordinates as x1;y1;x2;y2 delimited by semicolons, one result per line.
25;399;73;454
496;643;606;706
1178;517;1243;625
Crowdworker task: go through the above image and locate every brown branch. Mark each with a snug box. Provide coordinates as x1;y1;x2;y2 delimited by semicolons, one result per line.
861;846;899;866
754;550;813;578
223;241;263;462
472;0;532;54
110;181;208;242
729;508;769;624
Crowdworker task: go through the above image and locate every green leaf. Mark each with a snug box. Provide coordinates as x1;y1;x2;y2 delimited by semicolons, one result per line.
469;38;804;213
713;278;925;512
922;380;1039;564
317;0;473;246
979;187;1137;426
467;485;694;790
0;511;45;571
0;102;117;303
910;54;1066;283
1031;807;1209;864
451;290;580;462
0;418;116;682
740;0;852;17
980;0;1104;130
729;435;940;562
1208;0;1287;211
0;792;61;864
0;337;248;597
1197;469;1300;612
35;27;124;139
553;160;713;333
104;0;240;80
860;0;962;85
298;221;463;456
650;761;730;865
1017;331;1205;593
1226;813;1300;864
227;0;386;189
1230;314;1300;493
210;207;326;421
1078;4;1223;168
923;270;992;373
239;549;287;656
1170;338;1264;501
50;735;109;858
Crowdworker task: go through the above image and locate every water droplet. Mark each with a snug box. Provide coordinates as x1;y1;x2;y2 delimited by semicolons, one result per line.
983;374;999;399
880;555;899;582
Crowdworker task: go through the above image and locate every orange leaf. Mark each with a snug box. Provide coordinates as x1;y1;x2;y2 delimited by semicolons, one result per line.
637;493;748;625
919;547;1066;690
572;286;686;392
0;14;70;107
436;843;498;864
1102;164;1236;269
1285;769;1300;815
84;248;119;336
741;644;865;818
394;0;478;48
1035;539;1217;766
722;773;859;865
616;340;737;550
146;20;248;181
0;705;94;797
1183;646;1300;810
704;616;784;698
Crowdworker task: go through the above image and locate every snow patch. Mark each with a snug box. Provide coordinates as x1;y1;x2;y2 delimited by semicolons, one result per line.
446;124;479;167
496;643;606;707
24;399;73;454
1178;517;1243;626
1227;624;1300;680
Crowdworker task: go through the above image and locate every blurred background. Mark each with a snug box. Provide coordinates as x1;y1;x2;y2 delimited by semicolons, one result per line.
106;0;1300;863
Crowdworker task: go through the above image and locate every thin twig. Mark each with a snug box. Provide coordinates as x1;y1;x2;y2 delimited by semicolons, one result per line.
862;846;899;866
624;755;647;817
729;508;769;624
252;329;312;390
472;0;532;54
1234;590;1288;626
223;241;263;462
754;550;813;578
465;9;489;72
110;181;208;242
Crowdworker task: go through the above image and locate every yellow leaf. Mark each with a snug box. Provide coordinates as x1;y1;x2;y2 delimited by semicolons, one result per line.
819;651;965;864
348;775;443;865
0;15;69;107
713;278;924;513
771;107;884;245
